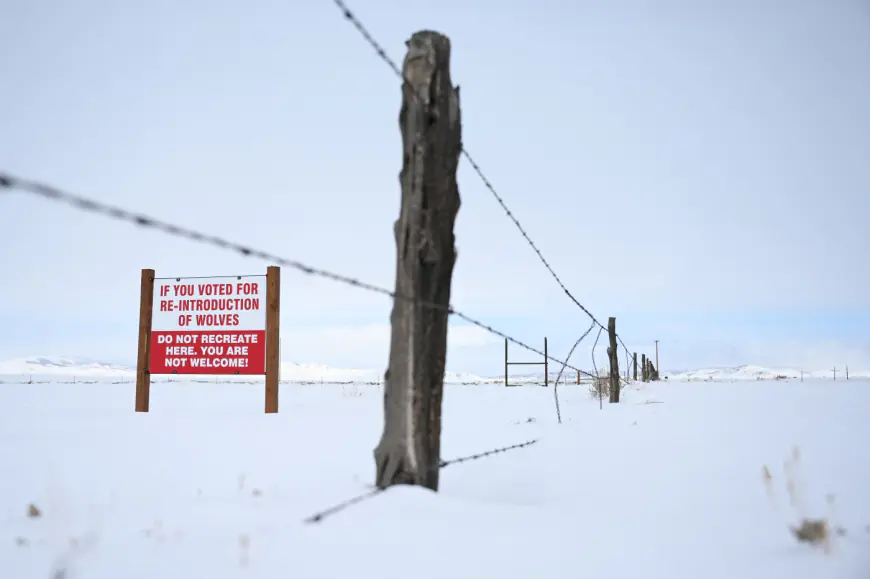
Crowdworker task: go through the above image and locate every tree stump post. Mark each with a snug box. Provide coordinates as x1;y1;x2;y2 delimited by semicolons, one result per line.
607;317;620;403
374;30;462;492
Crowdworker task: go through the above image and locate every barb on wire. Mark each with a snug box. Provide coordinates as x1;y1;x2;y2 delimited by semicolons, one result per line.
331;0;403;77
329;0;606;330
0;173;592;377
553;321;596;424
440;439;539;469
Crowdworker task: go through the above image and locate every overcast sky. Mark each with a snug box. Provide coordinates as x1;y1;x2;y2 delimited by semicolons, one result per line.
2;0;868;374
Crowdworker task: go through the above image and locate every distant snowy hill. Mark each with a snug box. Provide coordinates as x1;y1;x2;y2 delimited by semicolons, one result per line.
0;356;134;377
662;364;870;381
0;356;865;382
0;356;490;383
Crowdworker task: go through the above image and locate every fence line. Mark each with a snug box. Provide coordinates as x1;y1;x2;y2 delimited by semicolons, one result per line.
1;0;657;382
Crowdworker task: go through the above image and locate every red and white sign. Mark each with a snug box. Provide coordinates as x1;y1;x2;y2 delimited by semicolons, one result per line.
149;277;266;375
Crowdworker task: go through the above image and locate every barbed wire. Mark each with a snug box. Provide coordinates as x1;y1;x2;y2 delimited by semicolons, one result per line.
2;3;649;379
440;438;538;469
303;487;384;524
329;0;614;334
617;334;634;366
331;0;658;379
303;438;539;524
0;173;600;378
330;2;653;369
4;3;652;382
590;326;605;410
552;321;596;424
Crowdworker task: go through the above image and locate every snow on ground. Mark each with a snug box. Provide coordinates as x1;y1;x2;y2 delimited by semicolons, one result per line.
1;376;868;578
0;356;490;385
3;356;866;384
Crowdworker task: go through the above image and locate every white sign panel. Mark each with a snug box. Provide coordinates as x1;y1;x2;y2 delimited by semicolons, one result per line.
151;276;266;331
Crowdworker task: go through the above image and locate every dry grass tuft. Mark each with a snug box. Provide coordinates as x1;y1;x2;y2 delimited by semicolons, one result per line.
790;518;829;548
26;503;41;518
588;377;610;399
762;445;845;553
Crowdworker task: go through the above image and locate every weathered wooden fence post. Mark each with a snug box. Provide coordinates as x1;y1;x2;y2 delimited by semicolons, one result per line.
641;353;648;382
633;352;638;381
374;30;462;492
607;317;620;403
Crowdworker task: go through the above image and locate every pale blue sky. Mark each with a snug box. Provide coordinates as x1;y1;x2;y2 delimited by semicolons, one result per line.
2;0;869;374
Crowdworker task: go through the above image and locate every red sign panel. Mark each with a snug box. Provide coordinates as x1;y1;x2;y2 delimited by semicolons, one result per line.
149;330;266;375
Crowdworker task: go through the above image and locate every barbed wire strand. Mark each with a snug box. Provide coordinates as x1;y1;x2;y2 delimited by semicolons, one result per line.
625;349;631;383
303;439;539;524
303;487;385;524
590;326;604;410
617;334;633;364
440;438;538;469
553;321;596;424
0;173;598;379
329;0;611;333
611;333;633;388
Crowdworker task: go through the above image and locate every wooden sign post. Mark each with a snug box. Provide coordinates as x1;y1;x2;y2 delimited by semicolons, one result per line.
135;269;155;412
264;266;280;413
135;267;282;413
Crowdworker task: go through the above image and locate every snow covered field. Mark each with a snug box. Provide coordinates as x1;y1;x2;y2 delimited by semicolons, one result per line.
3;355;869;384
2;376;869;578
